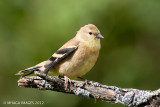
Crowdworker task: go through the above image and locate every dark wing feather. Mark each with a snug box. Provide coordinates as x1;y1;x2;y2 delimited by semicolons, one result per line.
43;46;78;74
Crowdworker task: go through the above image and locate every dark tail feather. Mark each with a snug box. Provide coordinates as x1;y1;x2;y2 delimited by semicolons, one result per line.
16;66;40;76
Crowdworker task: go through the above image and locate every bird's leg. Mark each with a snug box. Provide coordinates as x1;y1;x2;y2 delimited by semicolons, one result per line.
78;77;90;85
64;76;71;90
78;76;86;81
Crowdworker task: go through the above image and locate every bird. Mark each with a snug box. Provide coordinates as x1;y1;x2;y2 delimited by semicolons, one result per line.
16;24;104;87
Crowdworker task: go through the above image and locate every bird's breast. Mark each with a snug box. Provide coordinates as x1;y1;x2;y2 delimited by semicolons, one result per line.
52;44;100;78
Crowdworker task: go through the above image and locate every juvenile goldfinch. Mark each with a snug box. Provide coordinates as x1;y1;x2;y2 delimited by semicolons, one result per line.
16;24;103;85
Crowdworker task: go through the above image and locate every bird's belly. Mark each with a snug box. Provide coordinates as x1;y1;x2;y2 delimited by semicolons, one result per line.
51;49;99;78
67;57;96;77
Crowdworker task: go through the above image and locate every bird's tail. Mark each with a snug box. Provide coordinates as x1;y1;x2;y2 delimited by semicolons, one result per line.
16;66;41;76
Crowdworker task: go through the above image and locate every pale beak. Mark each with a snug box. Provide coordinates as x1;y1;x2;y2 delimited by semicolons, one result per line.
96;33;104;39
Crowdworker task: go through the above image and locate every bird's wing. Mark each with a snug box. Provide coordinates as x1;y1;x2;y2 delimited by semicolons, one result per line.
43;39;79;74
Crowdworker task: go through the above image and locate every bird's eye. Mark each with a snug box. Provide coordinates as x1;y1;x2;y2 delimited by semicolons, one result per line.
89;32;92;35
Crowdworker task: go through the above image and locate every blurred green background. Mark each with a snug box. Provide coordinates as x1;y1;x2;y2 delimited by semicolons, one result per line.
1;0;160;107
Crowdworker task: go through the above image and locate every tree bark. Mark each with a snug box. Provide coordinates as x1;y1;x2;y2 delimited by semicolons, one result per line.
17;71;160;107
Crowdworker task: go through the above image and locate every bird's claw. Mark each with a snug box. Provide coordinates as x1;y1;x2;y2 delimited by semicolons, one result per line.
64;76;71;90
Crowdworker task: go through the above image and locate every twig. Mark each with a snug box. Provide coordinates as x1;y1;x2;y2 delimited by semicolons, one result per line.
17;71;160;107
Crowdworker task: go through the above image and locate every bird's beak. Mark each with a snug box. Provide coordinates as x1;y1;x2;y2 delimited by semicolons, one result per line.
96;33;104;39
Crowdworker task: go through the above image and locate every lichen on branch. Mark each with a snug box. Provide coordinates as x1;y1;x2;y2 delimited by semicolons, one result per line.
17;71;160;107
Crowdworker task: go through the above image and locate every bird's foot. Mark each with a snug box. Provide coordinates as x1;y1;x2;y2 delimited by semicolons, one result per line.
78;77;91;85
64;76;71;90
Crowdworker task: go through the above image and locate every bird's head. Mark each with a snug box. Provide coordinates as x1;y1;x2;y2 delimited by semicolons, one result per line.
76;24;104;42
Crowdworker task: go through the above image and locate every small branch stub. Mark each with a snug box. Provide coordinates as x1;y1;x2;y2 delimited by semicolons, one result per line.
17;71;160;107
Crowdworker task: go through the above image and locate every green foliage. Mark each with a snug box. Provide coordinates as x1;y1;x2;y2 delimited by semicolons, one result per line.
0;0;160;107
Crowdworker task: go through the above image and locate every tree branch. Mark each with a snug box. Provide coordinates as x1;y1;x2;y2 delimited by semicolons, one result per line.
17;71;160;107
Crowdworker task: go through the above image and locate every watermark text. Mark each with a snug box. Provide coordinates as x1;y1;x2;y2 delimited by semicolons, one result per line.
3;101;44;105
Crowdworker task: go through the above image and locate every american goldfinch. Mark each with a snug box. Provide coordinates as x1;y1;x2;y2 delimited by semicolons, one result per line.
16;24;104;85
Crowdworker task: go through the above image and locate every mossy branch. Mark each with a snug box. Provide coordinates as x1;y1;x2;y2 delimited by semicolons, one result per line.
17;71;160;107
